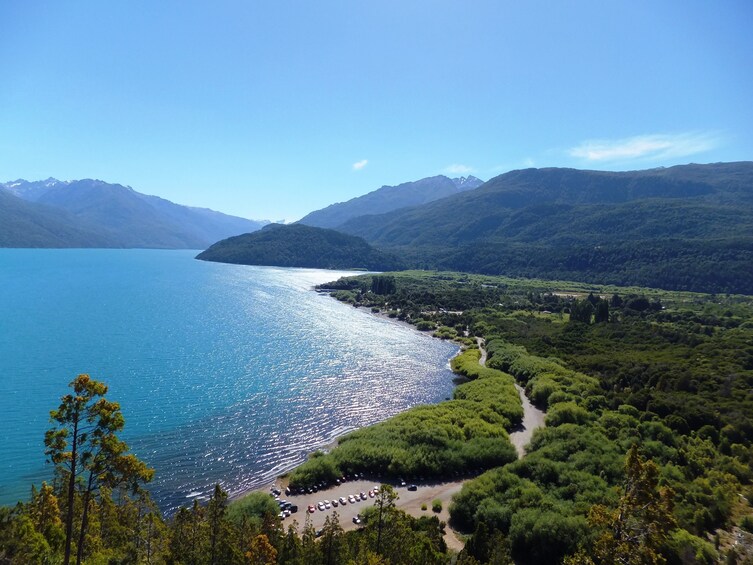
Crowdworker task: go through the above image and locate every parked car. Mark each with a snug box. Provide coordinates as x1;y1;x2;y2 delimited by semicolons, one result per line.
407;484;417;491
307;505;315;513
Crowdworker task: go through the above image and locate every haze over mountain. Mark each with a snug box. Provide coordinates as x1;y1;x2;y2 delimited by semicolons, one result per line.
298;175;483;229
197;223;402;271
327;162;753;294
1;178;268;249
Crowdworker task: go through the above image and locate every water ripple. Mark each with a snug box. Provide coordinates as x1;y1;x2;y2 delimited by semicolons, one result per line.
0;250;458;512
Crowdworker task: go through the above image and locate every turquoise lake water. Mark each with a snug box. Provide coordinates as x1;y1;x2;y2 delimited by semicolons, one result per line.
0;249;458;513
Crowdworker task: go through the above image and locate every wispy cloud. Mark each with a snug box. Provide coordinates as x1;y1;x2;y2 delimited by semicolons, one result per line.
568;132;720;164
444;163;475;175
352;159;368;171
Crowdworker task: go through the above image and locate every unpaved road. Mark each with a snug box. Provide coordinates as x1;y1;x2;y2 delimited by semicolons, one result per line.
508;384;547;457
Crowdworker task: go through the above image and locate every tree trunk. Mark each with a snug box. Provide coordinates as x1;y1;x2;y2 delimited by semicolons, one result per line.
63;411;79;565
76;472;94;565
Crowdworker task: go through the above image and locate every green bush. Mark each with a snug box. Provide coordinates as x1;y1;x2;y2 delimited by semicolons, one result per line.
741;514;753;533
227;491;280;527
432;499;443;513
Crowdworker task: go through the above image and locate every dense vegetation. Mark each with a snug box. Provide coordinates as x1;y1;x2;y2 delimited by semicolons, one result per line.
315;270;753;563
287;347;521;489
336;162;753;294
197;223;403;271
3;268;753;563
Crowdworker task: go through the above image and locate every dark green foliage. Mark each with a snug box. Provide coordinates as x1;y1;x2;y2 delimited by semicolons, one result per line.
569;299;594;324
371;275;397;295
337;162;753;294
197;223;403;270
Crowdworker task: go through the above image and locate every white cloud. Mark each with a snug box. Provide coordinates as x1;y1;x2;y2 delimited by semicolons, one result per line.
568;132;720;164
352;159;368;170
444;163;475;175
522;158;535;167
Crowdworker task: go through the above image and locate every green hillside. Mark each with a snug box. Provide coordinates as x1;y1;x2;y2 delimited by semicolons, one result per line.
196;223;403;270
337;162;753;293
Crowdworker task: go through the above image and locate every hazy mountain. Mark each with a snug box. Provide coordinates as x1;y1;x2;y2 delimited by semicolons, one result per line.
0;188;117;247
197;223;402;271
298;175;483;229
336;162;753;293
1;178;268;249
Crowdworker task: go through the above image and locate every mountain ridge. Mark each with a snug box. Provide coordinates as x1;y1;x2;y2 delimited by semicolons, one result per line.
297;174;483;229
1;178;268;249
332;162;753;293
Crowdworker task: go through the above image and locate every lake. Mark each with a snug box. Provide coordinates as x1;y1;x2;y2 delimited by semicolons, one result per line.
0;249;458;513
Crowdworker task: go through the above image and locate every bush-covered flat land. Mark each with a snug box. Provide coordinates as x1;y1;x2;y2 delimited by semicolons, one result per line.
313;271;753;563
2;270;752;564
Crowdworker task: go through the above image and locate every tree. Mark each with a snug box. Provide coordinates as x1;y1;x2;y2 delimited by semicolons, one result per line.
569;299;594;324
373;484;399;554
246;533;277;565
595;299;610;323
577;446;677;565
44;374;154;565
207;484;237;565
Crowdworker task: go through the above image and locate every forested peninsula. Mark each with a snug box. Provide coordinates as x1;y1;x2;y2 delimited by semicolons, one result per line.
197;223;403;271
3;270;752;564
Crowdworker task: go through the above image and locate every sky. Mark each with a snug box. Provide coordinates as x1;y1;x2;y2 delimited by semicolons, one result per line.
1;1;751;221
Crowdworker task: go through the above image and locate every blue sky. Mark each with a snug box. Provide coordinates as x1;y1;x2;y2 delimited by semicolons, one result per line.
1;1;751;221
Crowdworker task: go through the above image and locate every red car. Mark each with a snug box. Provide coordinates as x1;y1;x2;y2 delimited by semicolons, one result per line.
307;505;315;513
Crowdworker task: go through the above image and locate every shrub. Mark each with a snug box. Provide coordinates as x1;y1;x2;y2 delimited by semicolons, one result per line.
227;492;280;527
432;499;443;513
741;514;753;533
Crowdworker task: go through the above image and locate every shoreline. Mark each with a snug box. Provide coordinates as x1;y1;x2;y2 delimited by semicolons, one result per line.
229;296;463;505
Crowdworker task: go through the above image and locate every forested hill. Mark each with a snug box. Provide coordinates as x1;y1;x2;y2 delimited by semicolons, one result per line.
336;162;753;294
0;178;267;249
196;223;403;271
298;175;483;229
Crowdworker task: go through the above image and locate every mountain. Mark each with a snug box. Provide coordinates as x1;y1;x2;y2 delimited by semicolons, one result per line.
297;175;483;229
1;178;267;248
336;162;753;294
196;223;402;271
0;188;116;247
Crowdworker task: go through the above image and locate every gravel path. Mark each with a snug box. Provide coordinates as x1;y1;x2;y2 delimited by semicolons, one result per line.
508;384;547;457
